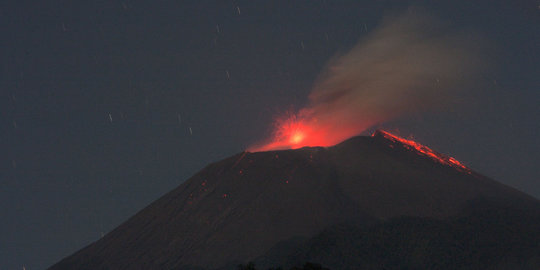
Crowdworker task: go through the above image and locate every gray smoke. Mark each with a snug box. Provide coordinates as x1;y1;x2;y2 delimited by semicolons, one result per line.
298;10;486;145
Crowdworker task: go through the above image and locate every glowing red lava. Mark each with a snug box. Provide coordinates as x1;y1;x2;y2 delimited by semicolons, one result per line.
250;115;471;174
373;130;471;173
250;113;323;151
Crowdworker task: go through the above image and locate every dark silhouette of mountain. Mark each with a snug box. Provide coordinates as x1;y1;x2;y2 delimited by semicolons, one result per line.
258;198;539;270
238;261;329;270
48;131;540;270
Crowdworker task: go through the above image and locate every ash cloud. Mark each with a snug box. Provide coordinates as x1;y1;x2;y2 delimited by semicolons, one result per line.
253;10;487;151
297;11;486;145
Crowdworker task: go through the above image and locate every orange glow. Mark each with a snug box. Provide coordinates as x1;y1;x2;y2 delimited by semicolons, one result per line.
373;130;471;173
250;112;331;151
290;131;305;145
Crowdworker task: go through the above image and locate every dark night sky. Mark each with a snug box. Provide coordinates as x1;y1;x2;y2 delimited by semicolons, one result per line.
1;1;539;269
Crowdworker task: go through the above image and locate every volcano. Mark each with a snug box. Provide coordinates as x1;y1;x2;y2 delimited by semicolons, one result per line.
48;131;540;270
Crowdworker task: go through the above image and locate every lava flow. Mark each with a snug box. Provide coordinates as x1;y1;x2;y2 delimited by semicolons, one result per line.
373;130;471;173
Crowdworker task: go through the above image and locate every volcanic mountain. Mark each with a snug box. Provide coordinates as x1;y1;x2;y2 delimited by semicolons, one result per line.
49;131;540;270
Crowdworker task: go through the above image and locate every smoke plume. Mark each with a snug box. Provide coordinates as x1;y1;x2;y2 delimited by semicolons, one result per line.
252;11;485;151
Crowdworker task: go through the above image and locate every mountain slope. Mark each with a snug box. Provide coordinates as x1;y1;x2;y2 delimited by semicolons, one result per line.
266;199;540;270
48;131;539;270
